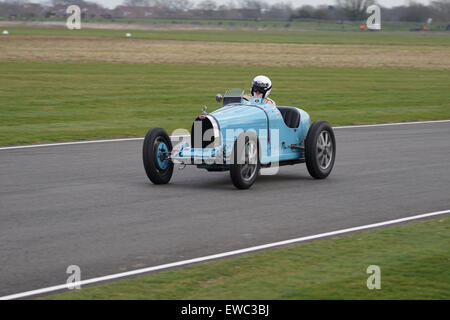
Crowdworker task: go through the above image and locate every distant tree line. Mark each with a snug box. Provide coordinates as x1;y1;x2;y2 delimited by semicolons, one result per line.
292;0;450;23
1;0;449;22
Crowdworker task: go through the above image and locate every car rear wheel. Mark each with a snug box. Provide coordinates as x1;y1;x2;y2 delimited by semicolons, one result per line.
230;132;260;189
143;128;174;184
305;121;336;179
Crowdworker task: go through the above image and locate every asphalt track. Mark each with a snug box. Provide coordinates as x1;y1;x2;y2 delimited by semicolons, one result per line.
0;122;449;297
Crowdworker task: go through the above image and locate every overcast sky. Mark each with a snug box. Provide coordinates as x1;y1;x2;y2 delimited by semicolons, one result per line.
23;0;432;9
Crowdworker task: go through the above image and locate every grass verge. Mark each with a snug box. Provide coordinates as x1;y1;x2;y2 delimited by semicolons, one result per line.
2;26;450;46
43;216;450;299
1;62;449;146
2;36;449;69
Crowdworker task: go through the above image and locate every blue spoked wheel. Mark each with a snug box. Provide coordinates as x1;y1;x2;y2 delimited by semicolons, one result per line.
143;128;174;184
156;141;169;170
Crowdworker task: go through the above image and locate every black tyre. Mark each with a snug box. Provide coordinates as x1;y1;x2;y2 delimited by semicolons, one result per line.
143;128;174;185
230;132;260;189
305;121;336;179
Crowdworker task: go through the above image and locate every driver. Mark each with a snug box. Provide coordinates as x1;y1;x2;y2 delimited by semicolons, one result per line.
244;75;276;106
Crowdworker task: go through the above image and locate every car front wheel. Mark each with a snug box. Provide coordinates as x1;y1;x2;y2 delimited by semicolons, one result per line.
230;132;260;190
143;128;174;184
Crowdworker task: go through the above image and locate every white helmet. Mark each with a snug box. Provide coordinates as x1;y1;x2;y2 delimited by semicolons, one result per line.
251;75;272;99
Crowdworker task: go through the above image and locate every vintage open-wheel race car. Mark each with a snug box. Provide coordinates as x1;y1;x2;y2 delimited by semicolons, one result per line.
143;88;336;189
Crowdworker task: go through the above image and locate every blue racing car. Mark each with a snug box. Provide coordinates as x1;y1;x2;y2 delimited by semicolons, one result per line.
143;88;336;189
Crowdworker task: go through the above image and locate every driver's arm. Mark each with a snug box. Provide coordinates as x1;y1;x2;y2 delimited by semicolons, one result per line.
265;97;276;106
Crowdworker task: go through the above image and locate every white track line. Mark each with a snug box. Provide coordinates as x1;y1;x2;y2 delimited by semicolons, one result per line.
1;209;448;300
0;135;191;151
0;137;144;151
0;120;448;151
332;119;450;129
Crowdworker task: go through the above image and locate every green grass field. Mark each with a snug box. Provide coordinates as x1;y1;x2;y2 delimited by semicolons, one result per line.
43;216;449;299
3;26;450;46
1;62;449;146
